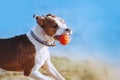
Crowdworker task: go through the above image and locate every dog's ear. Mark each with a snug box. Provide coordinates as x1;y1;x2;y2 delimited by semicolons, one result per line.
33;15;45;27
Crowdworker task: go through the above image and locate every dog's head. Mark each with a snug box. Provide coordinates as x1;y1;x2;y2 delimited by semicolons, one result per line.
34;14;72;45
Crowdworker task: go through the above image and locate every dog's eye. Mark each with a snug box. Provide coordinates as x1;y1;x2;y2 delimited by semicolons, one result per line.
52;25;59;29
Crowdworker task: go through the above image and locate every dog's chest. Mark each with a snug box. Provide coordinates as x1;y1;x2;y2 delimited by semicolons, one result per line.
35;47;50;66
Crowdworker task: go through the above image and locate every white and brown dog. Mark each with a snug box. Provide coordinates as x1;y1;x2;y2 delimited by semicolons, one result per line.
0;14;72;80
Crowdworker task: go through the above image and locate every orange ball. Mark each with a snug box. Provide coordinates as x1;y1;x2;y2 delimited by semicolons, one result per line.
59;35;70;45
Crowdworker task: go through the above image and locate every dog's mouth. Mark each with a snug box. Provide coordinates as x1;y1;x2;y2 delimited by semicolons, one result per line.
54;30;72;40
54;33;71;45
54;28;72;45
54;33;70;41
54;35;61;40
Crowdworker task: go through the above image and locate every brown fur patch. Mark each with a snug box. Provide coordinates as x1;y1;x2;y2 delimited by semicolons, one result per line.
0;35;36;76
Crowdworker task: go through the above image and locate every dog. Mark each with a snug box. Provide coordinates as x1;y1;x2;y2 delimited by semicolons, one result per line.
0;14;72;80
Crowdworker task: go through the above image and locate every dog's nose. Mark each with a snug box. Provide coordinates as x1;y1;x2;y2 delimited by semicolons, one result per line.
65;28;71;32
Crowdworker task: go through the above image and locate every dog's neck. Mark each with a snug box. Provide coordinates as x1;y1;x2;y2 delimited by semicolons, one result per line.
32;25;55;43
27;25;55;49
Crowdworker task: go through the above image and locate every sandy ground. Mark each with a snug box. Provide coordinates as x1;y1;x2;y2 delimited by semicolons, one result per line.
0;56;120;80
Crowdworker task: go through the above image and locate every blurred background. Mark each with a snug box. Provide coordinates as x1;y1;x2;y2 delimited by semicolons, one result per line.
0;0;120;64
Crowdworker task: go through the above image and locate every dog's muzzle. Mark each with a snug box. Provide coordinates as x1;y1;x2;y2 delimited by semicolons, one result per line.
54;28;72;41
54;28;72;45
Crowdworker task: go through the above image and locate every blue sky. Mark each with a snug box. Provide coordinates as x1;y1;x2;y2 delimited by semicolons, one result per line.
0;0;120;64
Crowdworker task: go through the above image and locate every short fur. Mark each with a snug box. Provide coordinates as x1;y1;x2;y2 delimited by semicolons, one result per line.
0;35;36;76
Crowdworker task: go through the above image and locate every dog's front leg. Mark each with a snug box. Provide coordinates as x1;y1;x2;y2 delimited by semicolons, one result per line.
29;62;52;80
43;59;65;80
